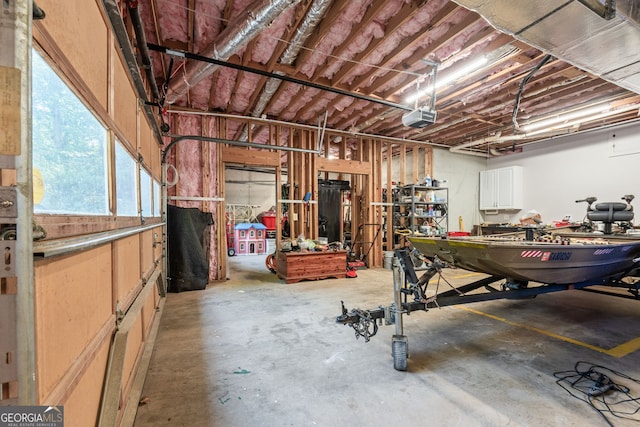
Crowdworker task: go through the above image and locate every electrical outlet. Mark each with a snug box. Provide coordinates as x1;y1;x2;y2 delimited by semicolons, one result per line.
293;213;298;221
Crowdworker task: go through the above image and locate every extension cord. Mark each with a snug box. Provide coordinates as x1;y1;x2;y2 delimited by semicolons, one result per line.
588;383;613;396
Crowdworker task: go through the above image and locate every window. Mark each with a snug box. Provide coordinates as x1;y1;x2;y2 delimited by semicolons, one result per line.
115;142;138;216
240;230;245;239
32;50;109;215
140;168;152;218
153;180;161;217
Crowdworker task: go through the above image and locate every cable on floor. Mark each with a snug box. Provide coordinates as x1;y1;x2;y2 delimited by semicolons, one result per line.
553;361;640;426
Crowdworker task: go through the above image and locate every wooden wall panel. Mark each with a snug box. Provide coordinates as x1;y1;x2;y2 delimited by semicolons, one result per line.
141;288;158;338
61;338;110;427
36;0;109;108
139;112;152;170
152;225;163;264
114;235;142;312
34;245;113;402
122;315;144;405
140;230;155;279
150;128;162;179
113;47;138;147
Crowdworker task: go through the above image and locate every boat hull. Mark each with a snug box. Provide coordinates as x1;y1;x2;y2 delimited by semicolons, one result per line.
408;236;640;284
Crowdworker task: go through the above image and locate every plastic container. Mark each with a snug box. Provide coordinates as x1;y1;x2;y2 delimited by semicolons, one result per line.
260;212;277;230
383;251;395;269
448;231;471;237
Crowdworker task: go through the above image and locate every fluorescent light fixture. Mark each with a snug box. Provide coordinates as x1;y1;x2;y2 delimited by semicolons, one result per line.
522;103;640;134
405;56;488;105
522;104;610;132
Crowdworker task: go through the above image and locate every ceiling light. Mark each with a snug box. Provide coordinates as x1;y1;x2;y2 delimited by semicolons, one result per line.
405;57;488;105
522;104;610;132
523;103;640;134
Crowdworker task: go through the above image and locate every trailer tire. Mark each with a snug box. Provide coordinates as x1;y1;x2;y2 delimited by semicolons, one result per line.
392;339;407;371
228;248;236;257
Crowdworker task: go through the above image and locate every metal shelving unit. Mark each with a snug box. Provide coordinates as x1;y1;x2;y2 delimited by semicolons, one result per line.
393;184;449;239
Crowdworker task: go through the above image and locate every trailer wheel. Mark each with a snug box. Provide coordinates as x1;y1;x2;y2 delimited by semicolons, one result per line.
228;248;236;256
392;338;408;371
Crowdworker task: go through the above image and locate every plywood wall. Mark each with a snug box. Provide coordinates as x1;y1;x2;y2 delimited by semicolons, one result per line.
30;1;165;425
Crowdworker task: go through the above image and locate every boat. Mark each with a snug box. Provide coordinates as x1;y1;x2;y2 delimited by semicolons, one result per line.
408;233;640;285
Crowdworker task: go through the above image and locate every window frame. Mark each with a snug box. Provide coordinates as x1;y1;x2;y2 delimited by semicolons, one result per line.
31;46;163;240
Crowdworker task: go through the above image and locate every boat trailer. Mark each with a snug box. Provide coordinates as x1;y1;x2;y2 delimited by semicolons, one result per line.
336;248;640;371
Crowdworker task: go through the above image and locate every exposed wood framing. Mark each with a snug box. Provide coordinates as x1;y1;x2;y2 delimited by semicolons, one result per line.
385;144;393;250
168;114;436;272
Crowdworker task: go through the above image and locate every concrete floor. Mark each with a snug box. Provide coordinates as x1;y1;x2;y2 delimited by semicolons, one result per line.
134;253;640;426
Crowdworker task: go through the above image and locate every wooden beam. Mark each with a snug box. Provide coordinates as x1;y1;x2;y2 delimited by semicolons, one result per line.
412;145;419;184
317;157;371;175
399;145;406;186
350;3;461;90
222;146;280;167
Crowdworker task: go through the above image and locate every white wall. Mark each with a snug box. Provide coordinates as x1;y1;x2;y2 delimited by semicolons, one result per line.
225;168;276;220
383;147;487;232
485;121;640;225
433;148;486;232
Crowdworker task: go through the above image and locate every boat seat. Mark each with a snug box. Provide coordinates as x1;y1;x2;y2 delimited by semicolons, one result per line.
587;201;634;233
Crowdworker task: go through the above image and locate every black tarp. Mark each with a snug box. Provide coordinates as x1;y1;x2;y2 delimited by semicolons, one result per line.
318;179;350;243
167;204;213;292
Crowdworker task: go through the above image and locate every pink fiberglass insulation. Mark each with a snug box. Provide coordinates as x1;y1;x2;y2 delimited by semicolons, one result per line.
364;10;468;92
332;94;355;113
280;86;323;121
320;0;406;81
371;11;484;96
229;73;262;112
194;0;226;49
204;117;220;281
431;19;490;64
298;91;338;122
224;120;244;139
174;114;203;209
210;68;240;110
251;6;296;64
247;125;271;144
188;74;215;110
156;0;189;43
268;82;303;115
298;0;371;79
342;0;452;87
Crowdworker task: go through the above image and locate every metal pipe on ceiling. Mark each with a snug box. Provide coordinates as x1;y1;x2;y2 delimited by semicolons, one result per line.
150;43;412;112
237;0;334;141
164;109;450;148
252;0;334;118
102;0;163;142
127;0;161;102
164;0;303;104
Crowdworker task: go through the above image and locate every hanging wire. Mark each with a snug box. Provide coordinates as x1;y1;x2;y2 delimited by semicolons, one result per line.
511;54;553;133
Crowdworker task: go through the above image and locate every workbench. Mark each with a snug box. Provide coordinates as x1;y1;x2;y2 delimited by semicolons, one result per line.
276;250;347;284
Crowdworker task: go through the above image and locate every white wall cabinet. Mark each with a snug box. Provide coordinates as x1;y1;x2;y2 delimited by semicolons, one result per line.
479;166;523;210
